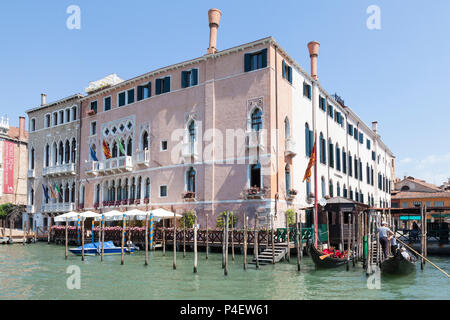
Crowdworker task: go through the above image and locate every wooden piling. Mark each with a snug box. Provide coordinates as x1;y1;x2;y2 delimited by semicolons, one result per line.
352;214;356;267
299;214;303;259
47;216;52;244
346;214;351;271
243;215;247;270
81;217;85;262
65;217;68;260
145;213;149;266
121;215;125;265
173;211;177;270
421;205;424;270
205;214;209;260
34;219;37;243
296;211;301;271
101;216;105;261
222;216;226;269
326;211;330;248
224;212;229;276
231;225;235;261
286;211;290;262
194;213;198;273
183;214;186;258
271;213;275;264
339;211;344;252
266;216;269;249
424;205;428;265
255;213;259;269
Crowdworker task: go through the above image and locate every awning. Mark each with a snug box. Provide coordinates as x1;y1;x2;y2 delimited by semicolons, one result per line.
54;211;79;222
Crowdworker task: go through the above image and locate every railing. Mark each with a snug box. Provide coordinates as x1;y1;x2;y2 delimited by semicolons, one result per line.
276;227;313;243
43;163;76;177
86;156;133;176
181;142;198;160
285;138;296;156
246;130;265;150
136;149;150;166
397;228;449;244
27;169;35;178
42;203;75;213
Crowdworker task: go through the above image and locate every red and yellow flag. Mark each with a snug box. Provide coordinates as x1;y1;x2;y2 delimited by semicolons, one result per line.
302;139;316;183
102;139;112;159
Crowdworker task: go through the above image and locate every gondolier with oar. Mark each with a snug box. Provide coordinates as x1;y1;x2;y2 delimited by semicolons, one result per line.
377;221;394;259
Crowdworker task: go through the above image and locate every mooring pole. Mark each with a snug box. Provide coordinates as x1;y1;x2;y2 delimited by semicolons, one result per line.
224;212;229;276
173;211;177;270
183;214;186;259
81;217;85;262
101;216;105;262
205;214;209;260
121;215;125;265
65;217;68;260
421;205;424;270
271;213;275;264
231;223;235;261
145;213;149;266
47;216;52;244
162;220;166;256
296;211;301;271
286;211;290;262
222;214;226;269
194;213;198;273
243;215;247;270
255;213;259;269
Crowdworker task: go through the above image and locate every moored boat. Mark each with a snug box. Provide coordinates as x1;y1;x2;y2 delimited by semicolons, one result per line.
380;249;417;275
69;241;135;256
309;244;348;268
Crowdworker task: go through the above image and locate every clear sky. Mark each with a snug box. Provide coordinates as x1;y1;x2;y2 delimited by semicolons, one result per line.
0;0;449;185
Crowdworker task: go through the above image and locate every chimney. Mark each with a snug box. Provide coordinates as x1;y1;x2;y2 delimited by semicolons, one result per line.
372;121;378;133
41;93;47;106
307;41;320;80
19;116;25;141
207;8;222;54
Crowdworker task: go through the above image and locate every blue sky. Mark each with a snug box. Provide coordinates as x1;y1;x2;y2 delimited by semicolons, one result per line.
0;0;449;185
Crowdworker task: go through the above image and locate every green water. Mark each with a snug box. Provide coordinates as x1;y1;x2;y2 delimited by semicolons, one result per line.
0;243;449;300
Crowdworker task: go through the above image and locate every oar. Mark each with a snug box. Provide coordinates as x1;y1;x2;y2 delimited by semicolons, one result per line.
395;236;449;278
319;253;333;260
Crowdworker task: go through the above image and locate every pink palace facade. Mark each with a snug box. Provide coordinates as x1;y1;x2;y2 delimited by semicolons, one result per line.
28;9;395;229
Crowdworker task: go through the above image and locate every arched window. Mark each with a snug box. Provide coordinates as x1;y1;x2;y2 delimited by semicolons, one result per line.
117;180;122;201
343;184;348;198
58;141;64;165
52;143;57;166
58;184;63;203
187;167;196;192
137;177;142;199
319;133;326;164
130;178;136;200
250;163;261;189
71;183;75;203
45;144;50;167
329;180;334;198
119;139;125;157
65;183;70;203
355;188;359;202
400;185;410;192
145;178;150;199
124;179;129;200
111;181;116;201
72;106;77;121
305;123;313;157
284;117;290;140
251;108;263;132
91;144;97;161
349;187;353;200
142;131;149;150
95;184;100;204
71;138;76;163
335;144;341;171
30;188;34;205
126;137;132;156
328;139;334;168
342;148;347;174
285;165;291;193
348;152;353;177
112;141;118;158
80;185;85;205
30;148;35;170
188;120;196;154
337;182;341;197
321;176;326;198
65;140;70;163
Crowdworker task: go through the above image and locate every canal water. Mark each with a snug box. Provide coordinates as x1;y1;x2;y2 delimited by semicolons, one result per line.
0;243;449;300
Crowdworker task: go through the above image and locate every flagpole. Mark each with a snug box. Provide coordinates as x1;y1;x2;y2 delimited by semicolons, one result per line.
314;131;318;248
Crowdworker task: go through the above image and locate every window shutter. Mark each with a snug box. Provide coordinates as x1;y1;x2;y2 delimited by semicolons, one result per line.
261;48;268;68
147;82;152;97
137;86;143;101
288;66;292;83
181;71;187;88
191;68;198;86
282;60;286;79
155;79;161;95
164;76;171;93
244;53;251;72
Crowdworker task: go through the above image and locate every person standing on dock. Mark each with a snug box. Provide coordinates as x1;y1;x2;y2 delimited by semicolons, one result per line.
377;221;394;259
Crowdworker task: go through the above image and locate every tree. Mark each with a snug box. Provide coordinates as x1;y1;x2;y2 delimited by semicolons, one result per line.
216;211;237;229
285;209;295;226
180;210;196;228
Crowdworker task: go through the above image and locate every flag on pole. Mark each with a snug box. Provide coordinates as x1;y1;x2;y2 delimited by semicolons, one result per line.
48;184;57;199
90;145;99;162
102;139;112;159
302;138;317;183
42;184;50;201
54;183;62;198
117;137;126;156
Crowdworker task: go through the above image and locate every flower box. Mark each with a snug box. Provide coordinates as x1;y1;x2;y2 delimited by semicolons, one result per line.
120;200;128;206
144;198;149;204
134;199;141;205
114;200;121;207
87;109;96;116
94;203;99;210
183;192;196;201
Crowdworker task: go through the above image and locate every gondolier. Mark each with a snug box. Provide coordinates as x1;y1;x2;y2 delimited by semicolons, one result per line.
377;221;394;259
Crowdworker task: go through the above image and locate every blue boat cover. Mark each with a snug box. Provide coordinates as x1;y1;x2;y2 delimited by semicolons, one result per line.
74;241;117;250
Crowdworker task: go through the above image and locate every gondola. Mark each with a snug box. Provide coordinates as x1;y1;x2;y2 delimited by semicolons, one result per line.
380;249;417;275
309;244;348;269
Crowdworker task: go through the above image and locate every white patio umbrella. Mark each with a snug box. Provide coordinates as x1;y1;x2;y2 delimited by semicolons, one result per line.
54;211;79;222
150;208;182;219
77;211;101;221
124;209;148;221
94;210;124;221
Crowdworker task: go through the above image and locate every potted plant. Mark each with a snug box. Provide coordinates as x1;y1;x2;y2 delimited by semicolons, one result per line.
144;198;149;204
134;199;141;205
182;191;196;201
94;203;99;210
87;109;96;116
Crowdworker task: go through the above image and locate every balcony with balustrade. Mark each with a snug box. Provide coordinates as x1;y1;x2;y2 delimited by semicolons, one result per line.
181;142;198;161
27;205;35;214
42;203;75;213
86;156;133;176
27;169;35;179
136;149;150;167
42;163;76;177
246;130;265;151
285;138;296;157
